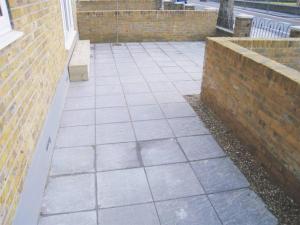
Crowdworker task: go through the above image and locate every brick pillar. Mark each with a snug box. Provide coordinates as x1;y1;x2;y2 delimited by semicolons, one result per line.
233;14;254;37
185;4;195;10
163;0;173;10
290;26;300;37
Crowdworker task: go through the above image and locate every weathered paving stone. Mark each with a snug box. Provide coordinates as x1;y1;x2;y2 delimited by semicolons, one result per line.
146;163;204;201
191;157;249;193
129;105;164;121
168;117;209;137
55;125;95;148
97;168;152;208
154;92;185;104
160;102;196;118
98;203;160;225
178;135;225;161
64;97;95;110
96;142;140;171
96;107;130;124
96;94;126;108
96;122;135;144
41;174;95;214
156;196;222;225
39;211;97;225
209;189;278;225
133;119;174;141
96;84;123;96
125;93;157;106
140;138;186;166
50;147;94;176
60;109;95;127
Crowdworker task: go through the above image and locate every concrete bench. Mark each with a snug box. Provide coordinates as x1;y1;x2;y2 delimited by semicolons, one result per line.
69;40;90;81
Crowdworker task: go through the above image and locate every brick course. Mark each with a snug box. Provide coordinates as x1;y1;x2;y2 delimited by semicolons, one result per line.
77;10;217;42
0;1;76;224
201;38;300;202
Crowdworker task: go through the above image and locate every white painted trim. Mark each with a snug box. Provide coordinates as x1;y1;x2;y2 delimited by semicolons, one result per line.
0;0;12;36
60;0;76;49
0;30;23;50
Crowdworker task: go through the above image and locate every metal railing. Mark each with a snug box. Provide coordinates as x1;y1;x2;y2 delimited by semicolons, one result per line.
250;17;292;38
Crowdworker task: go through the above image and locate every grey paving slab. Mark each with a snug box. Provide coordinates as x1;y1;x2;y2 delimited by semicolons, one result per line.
96;107;130;124
122;82;150;94
191;157;249;193
125;93;157;106
162;66;185;74
96;77;120;86
69;77;95;87
60;109;94;127
156;196;221;225
168;117;209;137
129;105;164;121
173;80;200;95
154;92;186;104
55;125;95;148
96;84;123;96
133;120;174;141
97;168;152;208
50;147;94;176
209;189;278;225
146;163;204;201
165;73;192;81
143;74;169;82
64;97;95;111
39;211;97;225
96;122;135;144
160;102;196;118
178;135;226;161
140;138;186;166
98;203;160;225
96;142;140;171
148;82;177;93
96;94;126;108
67;86;95;98
41;174;95;215
119;76;145;84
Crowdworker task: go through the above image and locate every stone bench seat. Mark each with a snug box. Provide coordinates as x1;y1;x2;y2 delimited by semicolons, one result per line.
69;40;90;81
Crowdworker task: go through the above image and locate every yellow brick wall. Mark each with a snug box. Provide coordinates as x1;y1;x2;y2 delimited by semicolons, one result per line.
77;10;217;42
0;1;77;224
201;38;300;202
77;0;161;10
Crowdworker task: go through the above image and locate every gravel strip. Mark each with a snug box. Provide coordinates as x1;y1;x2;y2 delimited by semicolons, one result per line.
185;94;300;225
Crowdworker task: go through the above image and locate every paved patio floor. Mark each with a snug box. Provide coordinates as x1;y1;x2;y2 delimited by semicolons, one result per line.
38;42;277;225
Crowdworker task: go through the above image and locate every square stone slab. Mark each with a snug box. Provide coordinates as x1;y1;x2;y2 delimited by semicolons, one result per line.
96;107;130;124
129;105;164;121
55;125;95;148
178;135;225;161
67;86;95;98
133;120;174;141
148;82;177;93
209;189;278;225
156;196;221;225
154;92;185;104
122;82;151;94
41;174;95;215
125;93;157;106
140;139;186;166
96;122;135;144
64;97;95;111
145;163;204;201
96;77;120;86
98;203;160;225
191;157;249;193
97;168;152;208
96;85;123;96
96;142;140;171
120;76;145;84
160;102;196;118
60;109;95;127
96;94;126;108
168;117;209;137
39;211;97;225
50;147;94;176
